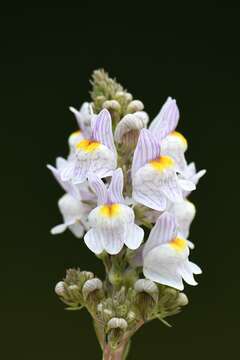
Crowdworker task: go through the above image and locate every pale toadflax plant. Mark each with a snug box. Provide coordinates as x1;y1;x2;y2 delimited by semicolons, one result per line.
48;69;206;359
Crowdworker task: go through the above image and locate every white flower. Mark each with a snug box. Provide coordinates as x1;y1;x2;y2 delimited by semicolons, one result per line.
131;129;195;212
51;193;94;238
181;162;206;196
47;157;97;202
61;109;117;184
47;157;81;200
84;169;144;255
69;102;95;139
149;97;188;172
168;199;196;239
141;212;202;290
68;129;85;152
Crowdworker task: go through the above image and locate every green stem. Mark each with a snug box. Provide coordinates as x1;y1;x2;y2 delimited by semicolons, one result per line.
102;339;130;360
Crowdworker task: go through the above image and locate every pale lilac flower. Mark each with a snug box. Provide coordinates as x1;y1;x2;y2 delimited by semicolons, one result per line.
47;157;97;202
181;162;206;196
69;102;95;139
149;97;187;172
61;109;117;184
47;157;81;200
84;169;144;255
142;212;202;290
168;199;196;239
131;129;195;212
51;193;94;238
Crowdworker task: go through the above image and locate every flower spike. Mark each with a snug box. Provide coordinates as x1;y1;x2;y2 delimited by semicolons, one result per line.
49;69;206;358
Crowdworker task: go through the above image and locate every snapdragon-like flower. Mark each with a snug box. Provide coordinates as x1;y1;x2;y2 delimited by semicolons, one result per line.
48;157;97;202
84;168;144;255
69;102;94;139
61;109;117;184
181;162;206;196
169;199;196;239
47;157;81;199
149;97;187;172
51;193;94;238
141;212;202;290
132;129;195;211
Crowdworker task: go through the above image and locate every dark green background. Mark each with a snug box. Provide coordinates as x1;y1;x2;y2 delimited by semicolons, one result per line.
2;4;239;359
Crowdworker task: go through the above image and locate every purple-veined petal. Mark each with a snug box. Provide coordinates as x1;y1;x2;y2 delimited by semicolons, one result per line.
108;168;125;204
144;212;177;256
132;129;161;175
114;112;149;143
91;109;116;154
47;163;80;199
69;102;93;138
124;223;144;250
149;97;179;139
84;228;104;255
88;173;108;205
161;177;183;202
132;187;167;212
60;160;76;182
99;227;125;255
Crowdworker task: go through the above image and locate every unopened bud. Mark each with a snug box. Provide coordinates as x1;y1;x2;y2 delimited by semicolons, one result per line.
177;293;189;306
107;317;128;331
134;279;159;303
127;100;144;113
124;92;133;102
115;91;133;103
127;311;136;322
55;281;65;296
102;100;121;112
80;271;94;282
82;278;103;300
68;284;79;292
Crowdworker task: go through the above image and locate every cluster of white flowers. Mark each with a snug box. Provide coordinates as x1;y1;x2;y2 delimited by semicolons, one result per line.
48;85;206;291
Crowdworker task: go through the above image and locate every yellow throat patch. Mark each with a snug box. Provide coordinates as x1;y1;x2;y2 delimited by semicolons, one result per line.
170;237;187;251
149;156;174;171
76;139;100;152
99;204;121;218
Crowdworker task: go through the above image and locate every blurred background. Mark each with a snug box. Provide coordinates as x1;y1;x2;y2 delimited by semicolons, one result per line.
2;4;240;359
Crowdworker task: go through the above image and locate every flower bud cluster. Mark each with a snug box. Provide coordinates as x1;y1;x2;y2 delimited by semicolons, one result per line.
55;268;103;310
